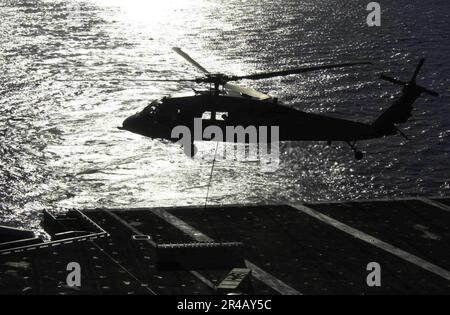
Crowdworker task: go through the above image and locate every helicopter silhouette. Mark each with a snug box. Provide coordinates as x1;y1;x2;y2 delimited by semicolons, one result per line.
120;48;438;160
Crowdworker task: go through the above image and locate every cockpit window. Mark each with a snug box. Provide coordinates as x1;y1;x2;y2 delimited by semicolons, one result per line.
144;100;162;116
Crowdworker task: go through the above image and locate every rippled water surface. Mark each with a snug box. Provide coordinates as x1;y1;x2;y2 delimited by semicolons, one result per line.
1;0;450;234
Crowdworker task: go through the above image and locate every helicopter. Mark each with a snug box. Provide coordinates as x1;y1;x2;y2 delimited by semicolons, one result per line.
119;48;438;160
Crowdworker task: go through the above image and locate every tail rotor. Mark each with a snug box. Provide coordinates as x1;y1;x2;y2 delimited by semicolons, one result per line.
380;59;439;97
411;58;425;83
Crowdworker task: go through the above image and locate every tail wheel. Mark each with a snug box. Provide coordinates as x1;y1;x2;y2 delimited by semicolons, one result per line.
354;151;364;160
346;141;364;160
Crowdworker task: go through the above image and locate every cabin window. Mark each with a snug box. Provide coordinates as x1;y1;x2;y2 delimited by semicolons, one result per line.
216;112;228;121
202;111;229;121
202;111;212;120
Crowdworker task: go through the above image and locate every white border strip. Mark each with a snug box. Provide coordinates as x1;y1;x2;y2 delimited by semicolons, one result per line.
290;203;450;282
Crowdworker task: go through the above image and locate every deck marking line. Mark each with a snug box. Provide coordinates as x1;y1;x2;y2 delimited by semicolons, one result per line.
149;208;302;295
90;241;157;295
104;210;216;291
189;270;217;290
417;198;450;213
104;210;157;247
244;260;303;295
149;209;212;242
290;203;450;282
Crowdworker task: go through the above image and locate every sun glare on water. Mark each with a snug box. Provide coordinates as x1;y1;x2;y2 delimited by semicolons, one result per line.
90;0;215;35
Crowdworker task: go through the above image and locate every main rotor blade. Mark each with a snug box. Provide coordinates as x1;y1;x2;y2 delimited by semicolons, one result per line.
411;58;425;82
380;74;406;86
229;61;372;81
172;47;210;74
224;83;271;100
56;79;198;82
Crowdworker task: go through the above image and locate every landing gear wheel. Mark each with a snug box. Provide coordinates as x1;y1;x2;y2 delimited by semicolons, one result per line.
346;141;364;160
354;151;364;160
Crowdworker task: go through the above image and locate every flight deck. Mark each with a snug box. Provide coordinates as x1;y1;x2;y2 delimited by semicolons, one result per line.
1;197;450;295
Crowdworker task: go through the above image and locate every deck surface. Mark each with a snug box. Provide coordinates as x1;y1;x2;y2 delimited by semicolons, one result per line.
1;197;450;294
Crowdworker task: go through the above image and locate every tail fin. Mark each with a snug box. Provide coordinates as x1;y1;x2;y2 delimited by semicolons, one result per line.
373;59;438;130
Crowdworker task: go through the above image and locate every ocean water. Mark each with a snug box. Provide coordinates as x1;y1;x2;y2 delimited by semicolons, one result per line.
1;0;449;234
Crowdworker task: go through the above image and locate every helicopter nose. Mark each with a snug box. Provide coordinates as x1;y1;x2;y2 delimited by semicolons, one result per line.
119;113;141;132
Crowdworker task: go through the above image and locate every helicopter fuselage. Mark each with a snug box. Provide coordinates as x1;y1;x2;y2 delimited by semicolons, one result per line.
120;92;391;144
